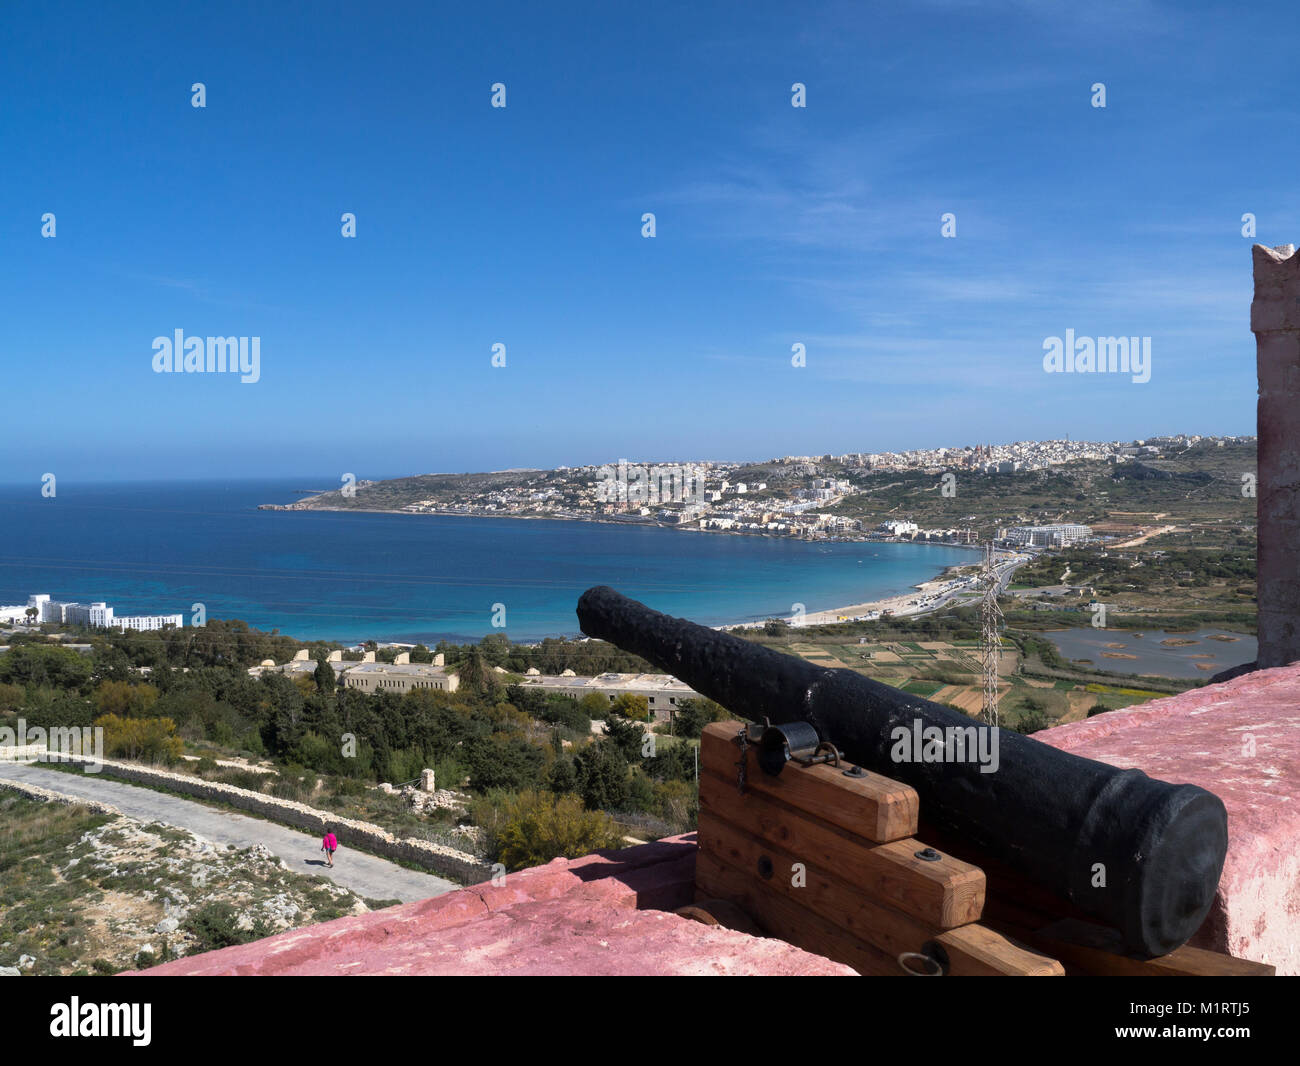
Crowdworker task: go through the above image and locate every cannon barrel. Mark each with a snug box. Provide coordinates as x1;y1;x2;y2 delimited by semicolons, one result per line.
577;585;1228;957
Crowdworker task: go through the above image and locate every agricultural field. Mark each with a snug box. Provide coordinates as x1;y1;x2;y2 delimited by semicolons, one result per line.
780;631;1182;734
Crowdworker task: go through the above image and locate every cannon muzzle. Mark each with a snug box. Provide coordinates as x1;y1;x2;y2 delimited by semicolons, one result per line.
577;585;1228;957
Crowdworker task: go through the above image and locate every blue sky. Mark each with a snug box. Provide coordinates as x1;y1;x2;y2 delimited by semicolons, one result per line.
1;0;1294;482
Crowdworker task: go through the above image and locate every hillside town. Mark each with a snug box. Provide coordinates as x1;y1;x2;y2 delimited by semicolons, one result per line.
289;433;1252;550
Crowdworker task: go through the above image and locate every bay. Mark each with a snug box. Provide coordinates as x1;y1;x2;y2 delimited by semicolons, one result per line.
0;479;974;644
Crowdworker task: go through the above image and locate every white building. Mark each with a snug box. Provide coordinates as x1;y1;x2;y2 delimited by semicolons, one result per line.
20;593;181;630
251;649;457;694
1004;524;1092;548
116;613;184;631
0;604;31;624
878;520;919;537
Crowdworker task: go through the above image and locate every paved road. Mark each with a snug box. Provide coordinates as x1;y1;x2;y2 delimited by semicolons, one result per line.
0;762;459;904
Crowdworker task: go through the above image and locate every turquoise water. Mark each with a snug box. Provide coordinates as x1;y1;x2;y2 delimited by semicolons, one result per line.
0;479;974;644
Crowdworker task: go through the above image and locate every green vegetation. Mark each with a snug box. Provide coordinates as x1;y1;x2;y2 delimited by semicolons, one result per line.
0;793;370;974
96;713;184;763
0;795;115;974
471;790;625;871
1014;546;1254;595
182;901;273;953
1;618;706;868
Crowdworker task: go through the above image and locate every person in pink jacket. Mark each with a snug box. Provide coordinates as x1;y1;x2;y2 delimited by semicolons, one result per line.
321;830;338;867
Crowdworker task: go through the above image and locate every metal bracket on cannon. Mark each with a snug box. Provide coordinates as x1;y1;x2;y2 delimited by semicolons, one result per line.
737;721;848;794
755;721;841;777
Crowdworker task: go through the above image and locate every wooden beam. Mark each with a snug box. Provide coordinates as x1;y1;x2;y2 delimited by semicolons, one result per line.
699;767;984;928
698;809;956;961
695;849;897;975
934;924;1065;976
1029;919;1276;977
701;722;918;842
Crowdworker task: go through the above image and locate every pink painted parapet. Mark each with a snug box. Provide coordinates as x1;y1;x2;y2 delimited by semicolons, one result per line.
1035;663;1300;975
128;833;854;976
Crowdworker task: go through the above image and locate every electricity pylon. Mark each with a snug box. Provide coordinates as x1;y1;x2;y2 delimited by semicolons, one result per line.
980;542;1003;726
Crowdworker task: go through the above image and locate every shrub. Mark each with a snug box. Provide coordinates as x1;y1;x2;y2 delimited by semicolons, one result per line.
535;696;590;732
610;693;650;721
326;775;368;798
546;756;577;794
294;731;345;775
464;733;545;792
600;716;643;764
672;698;729;739
214;769;269;792
1010;708;1051;734
183;902;272;953
580;692;610;721
483;790;625;871
653;778;698;831
92;679;159;718
625;768;656;813
270;765;318;801
94;714;184;764
573;740;630;810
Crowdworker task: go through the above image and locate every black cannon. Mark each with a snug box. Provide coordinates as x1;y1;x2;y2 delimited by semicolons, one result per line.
576;585;1228;958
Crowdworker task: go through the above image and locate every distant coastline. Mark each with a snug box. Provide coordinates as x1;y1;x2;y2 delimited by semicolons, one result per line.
4;480;980;645
259;499;989;548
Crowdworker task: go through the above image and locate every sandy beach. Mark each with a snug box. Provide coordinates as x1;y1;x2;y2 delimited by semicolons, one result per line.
721;565;977;631
799;575;958;626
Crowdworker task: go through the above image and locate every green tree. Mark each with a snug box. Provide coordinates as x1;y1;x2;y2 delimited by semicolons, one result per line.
610;693;650;721
580;692;610;720
601;715;643;764
465;733;545;791
673;698;727;739
546;756;577;794
314;656;336;693
93;680;159;718
574;741;630;810
456;649;497;696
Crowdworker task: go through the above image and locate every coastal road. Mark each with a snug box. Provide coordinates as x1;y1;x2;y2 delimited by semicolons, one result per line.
0;762;459;904
894;553;1031;615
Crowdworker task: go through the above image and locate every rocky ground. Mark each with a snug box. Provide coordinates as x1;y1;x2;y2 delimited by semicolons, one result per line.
0;793;375;976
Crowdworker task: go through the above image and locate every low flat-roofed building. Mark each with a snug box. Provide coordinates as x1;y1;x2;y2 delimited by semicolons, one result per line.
342;661;460;694
514;671;700;718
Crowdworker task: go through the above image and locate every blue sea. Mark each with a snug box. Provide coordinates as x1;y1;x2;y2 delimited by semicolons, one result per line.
0;479;974;644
